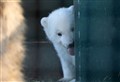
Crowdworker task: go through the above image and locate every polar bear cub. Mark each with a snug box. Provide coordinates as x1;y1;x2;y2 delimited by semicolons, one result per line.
40;5;75;82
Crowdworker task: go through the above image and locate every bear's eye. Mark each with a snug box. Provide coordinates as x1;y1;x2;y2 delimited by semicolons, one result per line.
71;27;74;32
57;33;62;36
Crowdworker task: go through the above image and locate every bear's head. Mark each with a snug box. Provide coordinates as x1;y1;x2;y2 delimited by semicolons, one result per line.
41;5;74;55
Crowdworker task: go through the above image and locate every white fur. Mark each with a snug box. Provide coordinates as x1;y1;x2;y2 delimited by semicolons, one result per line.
41;5;75;82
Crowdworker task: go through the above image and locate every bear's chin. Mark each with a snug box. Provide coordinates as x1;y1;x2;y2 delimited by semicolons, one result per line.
68;47;74;56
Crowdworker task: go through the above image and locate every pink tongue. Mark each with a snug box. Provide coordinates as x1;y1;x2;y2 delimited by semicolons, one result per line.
68;48;74;56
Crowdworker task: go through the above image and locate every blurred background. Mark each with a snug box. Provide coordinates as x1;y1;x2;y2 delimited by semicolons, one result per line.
21;0;73;81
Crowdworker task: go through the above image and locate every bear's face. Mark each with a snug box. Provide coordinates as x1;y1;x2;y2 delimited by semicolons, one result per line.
41;6;74;55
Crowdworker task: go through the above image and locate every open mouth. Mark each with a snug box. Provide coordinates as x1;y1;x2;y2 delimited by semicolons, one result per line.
67;42;74;56
68;47;74;56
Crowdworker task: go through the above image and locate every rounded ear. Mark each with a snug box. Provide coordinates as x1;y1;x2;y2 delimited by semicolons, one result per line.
68;5;74;11
40;17;48;28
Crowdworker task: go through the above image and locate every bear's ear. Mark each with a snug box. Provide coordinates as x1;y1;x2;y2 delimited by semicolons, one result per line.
68;5;74;11
40;17;48;28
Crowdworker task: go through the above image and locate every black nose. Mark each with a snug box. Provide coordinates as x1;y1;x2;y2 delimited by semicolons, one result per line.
68;42;74;48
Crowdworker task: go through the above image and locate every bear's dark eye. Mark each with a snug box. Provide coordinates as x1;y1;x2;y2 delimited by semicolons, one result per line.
71;27;74;32
57;33;62;36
